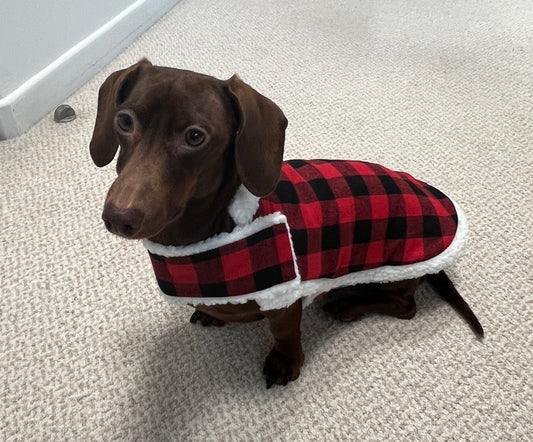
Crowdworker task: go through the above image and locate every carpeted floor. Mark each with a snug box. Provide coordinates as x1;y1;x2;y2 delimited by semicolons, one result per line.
1;0;532;440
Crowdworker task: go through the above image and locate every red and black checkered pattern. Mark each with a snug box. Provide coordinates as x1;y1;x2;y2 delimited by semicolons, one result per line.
257;160;459;281
149;159;459;300
148;221;297;298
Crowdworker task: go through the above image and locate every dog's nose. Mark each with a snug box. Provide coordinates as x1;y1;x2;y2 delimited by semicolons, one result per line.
102;203;144;237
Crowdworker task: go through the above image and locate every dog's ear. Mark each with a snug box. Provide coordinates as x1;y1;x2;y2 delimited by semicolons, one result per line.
226;75;288;197
89;58;152;167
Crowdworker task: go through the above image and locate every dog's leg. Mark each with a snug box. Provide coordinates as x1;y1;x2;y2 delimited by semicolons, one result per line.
323;278;420;322
262;300;305;388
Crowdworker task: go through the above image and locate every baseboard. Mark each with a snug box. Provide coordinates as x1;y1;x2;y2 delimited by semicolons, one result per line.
0;0;181;141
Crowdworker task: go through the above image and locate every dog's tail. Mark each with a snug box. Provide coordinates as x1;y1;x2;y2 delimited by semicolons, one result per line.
426;271;484;339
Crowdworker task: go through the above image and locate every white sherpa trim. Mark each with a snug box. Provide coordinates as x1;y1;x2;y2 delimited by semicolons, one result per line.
143;212;288;257
144;198;468;312
227;185;260;226
159;277;304;309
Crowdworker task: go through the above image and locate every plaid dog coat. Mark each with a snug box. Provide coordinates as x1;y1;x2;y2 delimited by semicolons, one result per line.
143;160;468;310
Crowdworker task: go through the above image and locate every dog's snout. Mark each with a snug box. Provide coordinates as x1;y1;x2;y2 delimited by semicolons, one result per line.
102;203;144;237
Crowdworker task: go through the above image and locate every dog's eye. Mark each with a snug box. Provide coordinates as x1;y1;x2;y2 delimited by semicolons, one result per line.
185;129;206;147
116;112;134;133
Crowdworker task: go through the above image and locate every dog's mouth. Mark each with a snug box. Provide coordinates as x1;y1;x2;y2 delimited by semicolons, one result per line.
139;205;185;240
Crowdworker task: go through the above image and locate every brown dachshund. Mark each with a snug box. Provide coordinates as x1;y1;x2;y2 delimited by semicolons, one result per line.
90;59;483;388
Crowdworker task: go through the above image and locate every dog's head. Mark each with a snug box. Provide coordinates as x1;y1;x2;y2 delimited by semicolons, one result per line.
90;59;287;241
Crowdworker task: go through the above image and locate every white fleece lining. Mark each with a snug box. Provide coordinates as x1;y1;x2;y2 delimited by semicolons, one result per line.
143;195;468;312
143;212;288;257
227;185;260;226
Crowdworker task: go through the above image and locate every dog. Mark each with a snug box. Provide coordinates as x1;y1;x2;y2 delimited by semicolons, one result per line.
90;59;483;388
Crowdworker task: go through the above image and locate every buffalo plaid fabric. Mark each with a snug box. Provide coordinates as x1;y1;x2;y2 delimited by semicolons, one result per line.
257;160;459;281
148;220;297;298
148;159;459;300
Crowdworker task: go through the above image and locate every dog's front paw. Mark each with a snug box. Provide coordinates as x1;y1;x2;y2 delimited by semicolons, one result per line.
190;310;226;327
263;348;303;389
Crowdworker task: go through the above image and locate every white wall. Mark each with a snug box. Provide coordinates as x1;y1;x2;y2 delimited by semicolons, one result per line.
0;0;181;140
0;0;136;98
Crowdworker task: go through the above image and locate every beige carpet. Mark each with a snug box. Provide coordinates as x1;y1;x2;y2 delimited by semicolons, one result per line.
2;0;532;440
